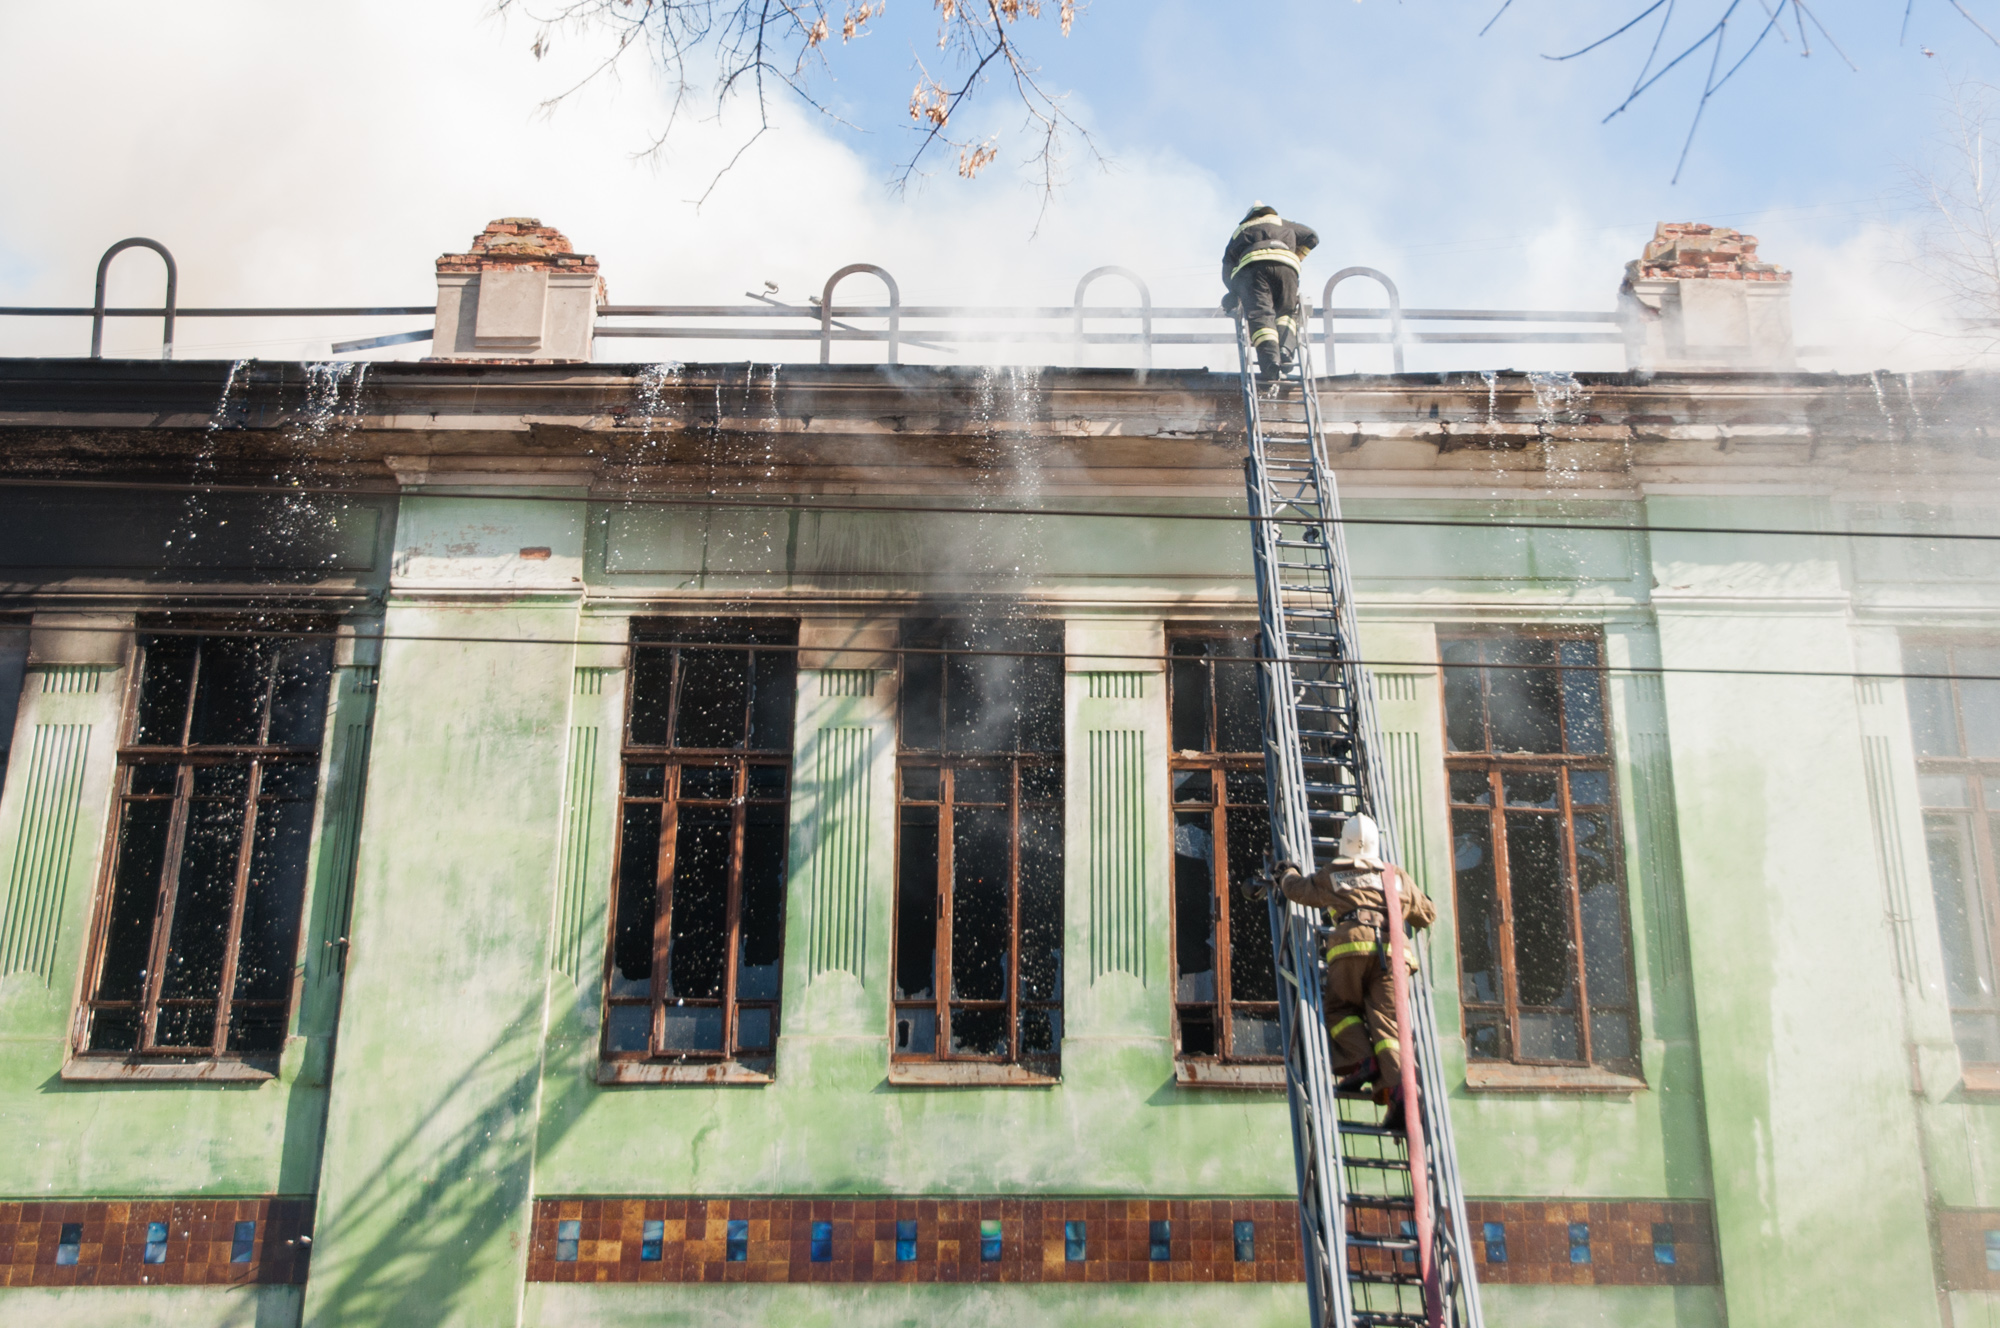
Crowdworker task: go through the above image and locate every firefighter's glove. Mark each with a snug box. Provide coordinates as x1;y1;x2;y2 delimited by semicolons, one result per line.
1273;861;1307;900
1221;290;1241;315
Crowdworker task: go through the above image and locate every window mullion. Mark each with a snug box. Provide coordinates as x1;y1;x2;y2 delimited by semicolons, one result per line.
937;765;955;1060
650;766;681;1058
722;762;747;1062
1008;760;1022;1064
1488;767;1524;1063
179;642;201;748
209;758;265;1058
1558;762;1591;1067
137;764;197;1054
1212;791;1233;1060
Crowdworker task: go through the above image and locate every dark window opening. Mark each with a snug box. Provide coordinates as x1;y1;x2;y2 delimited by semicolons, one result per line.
231;1220;256;1263
80;631;332;1061
605;619;797;1075
56;1223;82;1267
1482;1221;1507;1264
1442;630;1638;1075
556;1220;580;1262
810;1221;833;1262
726;1219;749;1262
1652;1222;1676;1265
1168;630;1279;1064
1906;639;2000;1066
144;1221;168;1264
1568;1222;1592;1265
641;1220;664;1261
1148;1220;1172;1261
893;617;1065;1076
896;1219;917;1261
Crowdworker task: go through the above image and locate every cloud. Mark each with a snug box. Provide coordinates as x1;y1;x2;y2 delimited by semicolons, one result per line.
0;0;1970;373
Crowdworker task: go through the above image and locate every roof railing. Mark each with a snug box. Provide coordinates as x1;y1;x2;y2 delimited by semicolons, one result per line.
4;256;1630;367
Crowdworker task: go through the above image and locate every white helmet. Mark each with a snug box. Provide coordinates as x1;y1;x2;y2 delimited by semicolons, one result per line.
1338;813;1383;866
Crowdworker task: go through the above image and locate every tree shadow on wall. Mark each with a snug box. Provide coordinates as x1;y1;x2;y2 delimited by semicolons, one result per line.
303;988;587;1328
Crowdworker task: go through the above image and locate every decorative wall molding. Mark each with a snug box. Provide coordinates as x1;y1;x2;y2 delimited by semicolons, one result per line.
526;1197;1301;1285
817;671;878;698
1087;729;1146;984
0;1197;311;1287
806;726;873;981
1084;673;1144;700
0;723;91;982
553;726;603;984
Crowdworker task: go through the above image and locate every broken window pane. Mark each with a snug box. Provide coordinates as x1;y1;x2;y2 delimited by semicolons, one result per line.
611;802;661;996
1170;650;1210;752
189;638;274;747
1169;629;1282;1067
664;805;730;1001
1905;644;1960;757
1487;638;1561;753
134;637;196;746
1440;640;1484;753
895;617;1064;1071
1442;629;1633;1072
1963;645;2000;760
1559;640;1604;754
605;620;797;1069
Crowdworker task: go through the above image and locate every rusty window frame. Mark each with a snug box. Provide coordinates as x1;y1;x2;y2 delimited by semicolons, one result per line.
1903;636;2000;1066
890;617;1065;1076
1166;628;1281;1065
601;619;797;1075
1439;627;1640;1075
76;628;333;1063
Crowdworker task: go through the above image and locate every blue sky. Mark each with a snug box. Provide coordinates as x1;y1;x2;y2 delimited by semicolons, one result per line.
0;1;1993;368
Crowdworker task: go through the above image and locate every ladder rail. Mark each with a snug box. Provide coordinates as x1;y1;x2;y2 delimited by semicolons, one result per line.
1241;312;1354;1328
1234;296;1484;1328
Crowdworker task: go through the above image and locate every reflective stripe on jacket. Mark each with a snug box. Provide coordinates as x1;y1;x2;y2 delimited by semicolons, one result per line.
1221;213;1321;286
1278;860;1434;972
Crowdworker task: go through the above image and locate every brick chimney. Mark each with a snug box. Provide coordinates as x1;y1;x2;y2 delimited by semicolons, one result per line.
1619;223;1794;370
430;219;605;363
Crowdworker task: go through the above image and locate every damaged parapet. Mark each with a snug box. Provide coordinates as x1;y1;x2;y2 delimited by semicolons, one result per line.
1620;222;1794;370
430;218;605;363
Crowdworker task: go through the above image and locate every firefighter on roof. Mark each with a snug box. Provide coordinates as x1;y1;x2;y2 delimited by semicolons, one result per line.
1275;813;1434;1130
1221;203;1320;378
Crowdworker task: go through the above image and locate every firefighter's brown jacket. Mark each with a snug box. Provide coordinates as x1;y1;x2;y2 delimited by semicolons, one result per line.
1279;859;1435;971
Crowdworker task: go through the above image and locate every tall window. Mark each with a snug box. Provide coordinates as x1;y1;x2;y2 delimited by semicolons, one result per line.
604;620;797;1078
80;631;332;1060
1905;639;2000;1065
893;617;1065;1077
1167;630;1280;1064
1442;629;1638;1074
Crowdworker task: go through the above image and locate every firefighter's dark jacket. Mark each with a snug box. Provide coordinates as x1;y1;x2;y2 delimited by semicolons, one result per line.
1221;213;1321;286
1279;858;1434;971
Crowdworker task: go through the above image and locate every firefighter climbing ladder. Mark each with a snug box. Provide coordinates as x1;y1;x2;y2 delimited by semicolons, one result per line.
1234;313;1484;1328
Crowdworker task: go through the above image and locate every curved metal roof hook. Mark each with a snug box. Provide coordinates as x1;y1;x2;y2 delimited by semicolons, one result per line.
1322;266;1403;375
820;264;900;365
1072;266;1153;376
92;238;178;360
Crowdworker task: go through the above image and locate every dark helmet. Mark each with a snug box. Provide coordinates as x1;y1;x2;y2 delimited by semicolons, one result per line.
1241;202;1278;223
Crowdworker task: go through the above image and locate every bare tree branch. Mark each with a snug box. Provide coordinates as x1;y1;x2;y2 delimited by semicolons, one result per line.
496;0;1088;202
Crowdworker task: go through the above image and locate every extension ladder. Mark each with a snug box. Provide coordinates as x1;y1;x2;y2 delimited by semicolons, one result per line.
1234;312;1484;1328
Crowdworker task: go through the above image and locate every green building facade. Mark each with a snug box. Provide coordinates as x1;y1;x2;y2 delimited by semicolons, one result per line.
0;356;1993;1327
